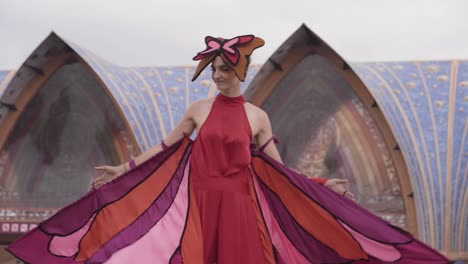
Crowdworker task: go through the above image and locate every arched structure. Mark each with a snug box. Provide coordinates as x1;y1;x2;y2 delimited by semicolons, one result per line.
353;60;468;260
0;33;141;248
245;24;416;235
245;24;467;260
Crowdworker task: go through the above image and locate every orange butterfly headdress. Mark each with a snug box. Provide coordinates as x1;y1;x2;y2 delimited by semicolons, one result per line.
192;35;265;82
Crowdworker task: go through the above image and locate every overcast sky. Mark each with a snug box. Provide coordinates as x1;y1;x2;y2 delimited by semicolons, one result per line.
0;0;467;70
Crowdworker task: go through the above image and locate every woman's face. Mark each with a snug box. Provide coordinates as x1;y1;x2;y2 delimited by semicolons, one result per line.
211;56;241;92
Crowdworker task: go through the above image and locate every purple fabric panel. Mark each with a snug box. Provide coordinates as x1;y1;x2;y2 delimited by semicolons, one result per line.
273;248;285;264
392;242;449;264
88;151;191;263
253;151;411;244
169;248;183;264
353;241;449;264
7;227;79;264
258;177;350;263
354;256;388;264
129;159;136;169
40;139;186;235
161;140;169;150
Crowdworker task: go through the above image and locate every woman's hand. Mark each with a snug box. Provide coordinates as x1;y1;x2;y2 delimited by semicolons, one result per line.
324;179;355;200
90;164;125;190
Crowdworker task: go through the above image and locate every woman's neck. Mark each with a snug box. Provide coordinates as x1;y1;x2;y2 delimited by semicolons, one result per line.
219;86;242;98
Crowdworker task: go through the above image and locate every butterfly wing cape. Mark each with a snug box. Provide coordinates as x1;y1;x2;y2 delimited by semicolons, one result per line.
7;136;449;264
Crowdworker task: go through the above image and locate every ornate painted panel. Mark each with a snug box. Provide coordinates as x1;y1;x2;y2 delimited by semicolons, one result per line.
352;61;468;253
0;62;138;232
262;55;407;228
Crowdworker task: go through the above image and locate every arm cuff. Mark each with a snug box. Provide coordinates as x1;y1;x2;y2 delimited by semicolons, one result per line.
161;140;169;150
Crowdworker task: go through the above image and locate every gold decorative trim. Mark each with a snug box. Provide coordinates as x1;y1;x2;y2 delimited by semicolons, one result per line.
130;68;166;140
445;61;458;252
154;68;175;130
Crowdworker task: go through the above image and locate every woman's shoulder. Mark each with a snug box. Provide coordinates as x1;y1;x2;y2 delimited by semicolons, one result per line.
186;98;215;114
245;102;267;115
190;98;214;108
245;102;270;122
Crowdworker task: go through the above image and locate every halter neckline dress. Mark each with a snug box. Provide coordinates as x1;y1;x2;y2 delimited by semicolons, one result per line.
190;93;265;263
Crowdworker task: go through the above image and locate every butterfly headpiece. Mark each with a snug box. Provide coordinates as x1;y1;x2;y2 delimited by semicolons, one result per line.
192;35;265;81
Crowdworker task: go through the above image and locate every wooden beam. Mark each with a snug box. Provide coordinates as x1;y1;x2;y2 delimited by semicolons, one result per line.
0;52;73;154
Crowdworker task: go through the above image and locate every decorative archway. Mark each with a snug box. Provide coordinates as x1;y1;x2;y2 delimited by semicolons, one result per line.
0;33;139;245
245;25;417;234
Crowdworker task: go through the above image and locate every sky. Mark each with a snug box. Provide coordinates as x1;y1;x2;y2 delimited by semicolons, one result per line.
0;0;467;70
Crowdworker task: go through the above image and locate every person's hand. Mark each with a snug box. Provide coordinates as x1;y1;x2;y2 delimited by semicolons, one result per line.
90;165;124;190
324;179;355;200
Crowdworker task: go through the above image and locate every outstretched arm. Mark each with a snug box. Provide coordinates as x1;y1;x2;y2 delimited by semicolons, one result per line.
255;110;354;199
130;103;197;167
92;103;197;188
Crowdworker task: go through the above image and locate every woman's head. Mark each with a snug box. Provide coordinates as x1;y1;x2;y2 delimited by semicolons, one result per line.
192;35;264;82
210;56;241;92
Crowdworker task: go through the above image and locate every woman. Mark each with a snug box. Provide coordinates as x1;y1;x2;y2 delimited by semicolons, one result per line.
7;35;448;264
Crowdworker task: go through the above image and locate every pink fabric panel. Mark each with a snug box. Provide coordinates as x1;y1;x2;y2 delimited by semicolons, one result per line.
105;159;190;264
252;172;310;264
49;214;96;257
339;220;401;262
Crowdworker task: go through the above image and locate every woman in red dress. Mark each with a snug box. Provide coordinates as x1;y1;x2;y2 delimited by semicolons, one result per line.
7;35;448;264
95;35;350;263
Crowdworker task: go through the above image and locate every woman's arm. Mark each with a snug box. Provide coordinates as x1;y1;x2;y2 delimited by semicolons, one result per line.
255;110;283;163
92;103;198;188
126;103;197;168
256;115;323;184
255;110;354;199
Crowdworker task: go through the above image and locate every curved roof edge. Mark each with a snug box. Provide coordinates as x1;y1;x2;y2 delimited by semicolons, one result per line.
244;23;420;245
0;32;143;152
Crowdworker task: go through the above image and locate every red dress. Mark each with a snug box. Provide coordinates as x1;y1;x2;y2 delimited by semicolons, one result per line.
190;93;264;263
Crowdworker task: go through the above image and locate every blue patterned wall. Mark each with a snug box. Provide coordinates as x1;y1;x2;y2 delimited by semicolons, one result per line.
352;62;468;253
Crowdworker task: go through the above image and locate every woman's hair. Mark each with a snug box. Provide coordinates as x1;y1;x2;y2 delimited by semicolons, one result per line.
246;56;251;70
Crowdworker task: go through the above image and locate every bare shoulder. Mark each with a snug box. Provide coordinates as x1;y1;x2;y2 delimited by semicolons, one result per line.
244;102;271;137
189;98;213;108
245;102;269;121
187;98;215;115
